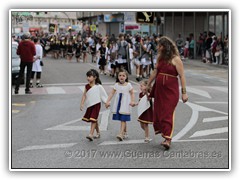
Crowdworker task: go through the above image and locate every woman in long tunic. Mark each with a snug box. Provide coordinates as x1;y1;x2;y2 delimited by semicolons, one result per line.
147;36;188;150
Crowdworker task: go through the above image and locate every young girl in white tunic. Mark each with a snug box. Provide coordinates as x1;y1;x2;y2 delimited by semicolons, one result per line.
30;37;43;88
80;69;108;141
106;69;135;141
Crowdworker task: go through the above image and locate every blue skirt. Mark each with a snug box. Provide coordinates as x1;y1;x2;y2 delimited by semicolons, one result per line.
112;93;131;122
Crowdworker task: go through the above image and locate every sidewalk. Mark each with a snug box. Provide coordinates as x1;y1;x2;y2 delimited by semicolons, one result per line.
182;58;229;70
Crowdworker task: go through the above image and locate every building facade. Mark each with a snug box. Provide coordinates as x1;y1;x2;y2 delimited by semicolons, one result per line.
12;11;79;35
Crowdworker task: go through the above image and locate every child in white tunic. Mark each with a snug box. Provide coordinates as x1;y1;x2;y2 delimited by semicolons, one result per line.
106;69;135;141
30;37;43;88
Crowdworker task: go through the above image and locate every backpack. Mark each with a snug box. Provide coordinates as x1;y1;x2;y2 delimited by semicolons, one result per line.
149;42;157;52
133;42;141;58
117;41;127;59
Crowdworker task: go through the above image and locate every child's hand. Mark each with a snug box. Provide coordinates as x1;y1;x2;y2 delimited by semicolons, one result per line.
80;104;84;111
129;101;135;107
105;102;110;108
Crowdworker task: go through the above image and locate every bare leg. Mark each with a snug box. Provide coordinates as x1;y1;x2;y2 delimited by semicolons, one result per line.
117;121;126;141
86;122;96;141
144;124;149;139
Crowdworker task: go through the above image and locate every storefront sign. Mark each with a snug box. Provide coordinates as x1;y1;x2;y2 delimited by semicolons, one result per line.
136;12;155;24
104;14;123;22
125;25;140;30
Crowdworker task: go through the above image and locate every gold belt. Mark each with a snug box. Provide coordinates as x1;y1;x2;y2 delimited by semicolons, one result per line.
158;73;177;78
158;73;177;85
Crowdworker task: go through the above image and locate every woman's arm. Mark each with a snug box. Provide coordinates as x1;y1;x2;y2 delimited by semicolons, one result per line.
173;56;188;103
147;63;158;87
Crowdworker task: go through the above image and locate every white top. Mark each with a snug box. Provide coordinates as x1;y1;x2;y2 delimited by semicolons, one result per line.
137;94;150;117
129;48;134;60
85;84;108;108
112;82;133;115
32;44;43;72
184;41;189;49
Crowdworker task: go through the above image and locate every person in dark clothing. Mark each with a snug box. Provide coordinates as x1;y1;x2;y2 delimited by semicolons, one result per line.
15;32;36;94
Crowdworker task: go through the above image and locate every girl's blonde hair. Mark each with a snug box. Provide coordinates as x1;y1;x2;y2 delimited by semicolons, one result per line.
141;80;151;93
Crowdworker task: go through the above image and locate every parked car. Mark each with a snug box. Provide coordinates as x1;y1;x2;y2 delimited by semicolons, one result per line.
12;41;20;84
12;41;25;85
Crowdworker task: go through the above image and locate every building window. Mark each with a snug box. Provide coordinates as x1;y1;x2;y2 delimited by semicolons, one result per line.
224;14;228;37
209;15;214;33
215;15;222;36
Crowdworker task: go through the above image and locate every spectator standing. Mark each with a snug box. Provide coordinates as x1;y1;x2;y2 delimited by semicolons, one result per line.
183;37;190;59
175;33;184;54
14;32;36;94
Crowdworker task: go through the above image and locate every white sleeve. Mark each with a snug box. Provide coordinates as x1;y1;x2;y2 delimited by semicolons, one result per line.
39;46;43;59
113;83;118;90
99;85;108;103
128;83;133;91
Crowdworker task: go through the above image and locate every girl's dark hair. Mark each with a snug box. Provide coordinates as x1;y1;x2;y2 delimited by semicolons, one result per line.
86;69;102;85
116;68;128;83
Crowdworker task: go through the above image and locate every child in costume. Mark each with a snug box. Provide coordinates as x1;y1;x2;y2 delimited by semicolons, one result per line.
137;80;153;142
105;69;135;141
80;69;108;141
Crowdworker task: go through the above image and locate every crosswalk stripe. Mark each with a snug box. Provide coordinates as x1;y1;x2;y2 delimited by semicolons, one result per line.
190;127;228;138
46;87;65;94
99;110;110;131
99;139;147;146
12;103;26;107
18;143;77;151
186;87;211;99
203;116;228;123
195;101;228;104
12;110;20;113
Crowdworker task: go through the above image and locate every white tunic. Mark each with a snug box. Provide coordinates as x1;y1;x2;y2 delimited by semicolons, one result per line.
137;94;150;117
112;82;133;115
85;84;108;108
32;44;43;72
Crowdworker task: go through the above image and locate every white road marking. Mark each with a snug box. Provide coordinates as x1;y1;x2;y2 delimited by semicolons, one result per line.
173;138;228;142
172;102;228;141
190;127;228;138
12;103;26;107
99;110;110;131
45;110;110;131
203;116;228;123
12;110;20;114
99;139;147;146
195;101;228;104
46;87;65;94
45;118;90;131
207;86;228;93
186;87;211;99
18;143;77;151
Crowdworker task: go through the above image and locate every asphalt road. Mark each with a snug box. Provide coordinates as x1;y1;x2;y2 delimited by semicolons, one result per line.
11;55;229;169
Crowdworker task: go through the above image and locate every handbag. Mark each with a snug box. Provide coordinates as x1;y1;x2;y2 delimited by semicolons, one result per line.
215;51;220;56
40;61;44;66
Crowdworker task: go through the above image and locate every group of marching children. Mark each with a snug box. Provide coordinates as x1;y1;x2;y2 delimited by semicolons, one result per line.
80;68;153;143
